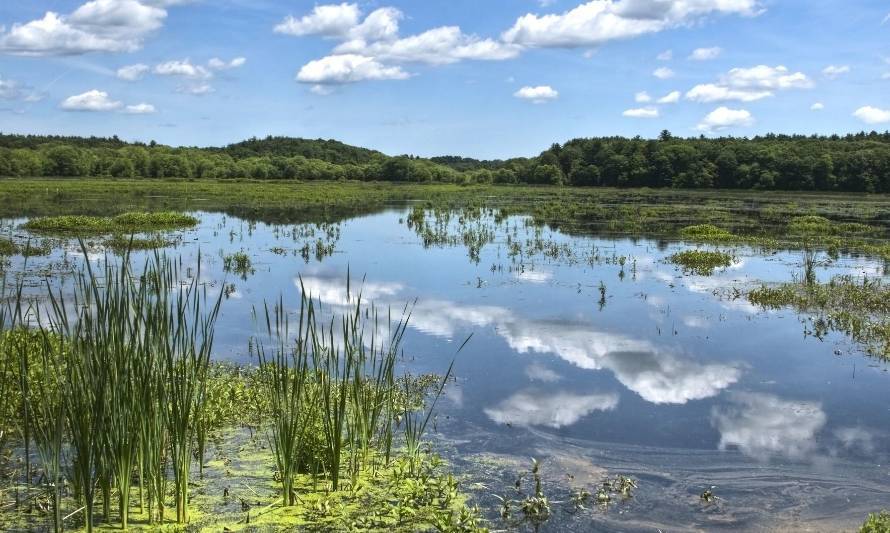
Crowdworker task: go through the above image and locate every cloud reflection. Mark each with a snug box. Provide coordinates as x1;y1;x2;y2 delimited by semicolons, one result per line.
484;389;619;428
711;392;826;461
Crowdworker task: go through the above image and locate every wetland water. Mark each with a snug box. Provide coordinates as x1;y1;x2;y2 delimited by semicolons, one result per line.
3;205;889;531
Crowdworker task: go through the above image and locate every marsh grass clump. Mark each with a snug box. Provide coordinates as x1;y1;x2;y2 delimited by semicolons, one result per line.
223;251;254;278
861;510;890;533
679;224;735;241
749;276;890;358
787;215;877;237
23;211;198;235
669;249;734;275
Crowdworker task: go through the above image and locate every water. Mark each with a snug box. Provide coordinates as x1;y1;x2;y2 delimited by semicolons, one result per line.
3;208;889;531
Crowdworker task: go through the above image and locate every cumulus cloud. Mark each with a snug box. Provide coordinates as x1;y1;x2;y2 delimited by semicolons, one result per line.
686;64;810;103
711;392;826;461
484;389;619;428
273;3;361;37
696;106;753;132
154;59;212;79
60;89;122;111
208;56;246;71
0;0;174;56
657;90;681;103
501;0;760;49
689;46;722;60
821;64;849;79
635;90;652;103
285;1;756;87
297;54;410;84
177;83;214;95
116;63;150;81
853;106;890;125
123;102;156;114
810;102;824;111
653;66;675;79
334;26;521;65
623;106;659;118
525;362;562;383
514;85;559;103
657;49;673;61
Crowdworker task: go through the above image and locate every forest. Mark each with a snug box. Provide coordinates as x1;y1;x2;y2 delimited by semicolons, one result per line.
1;131;889;192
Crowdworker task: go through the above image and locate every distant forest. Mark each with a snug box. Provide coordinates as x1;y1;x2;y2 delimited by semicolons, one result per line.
1;131;889;192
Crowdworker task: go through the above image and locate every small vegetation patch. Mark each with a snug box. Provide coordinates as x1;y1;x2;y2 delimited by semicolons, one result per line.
679;224;735;241
0;237;52;257
104;234;174;252
23;211;198;235
749;276;890;358
669;249;734;275
223;251;254;279
861;510;890;533
787;215;876;237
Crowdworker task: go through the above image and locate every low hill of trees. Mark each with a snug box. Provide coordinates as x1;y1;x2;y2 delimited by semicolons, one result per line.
1;131;888;192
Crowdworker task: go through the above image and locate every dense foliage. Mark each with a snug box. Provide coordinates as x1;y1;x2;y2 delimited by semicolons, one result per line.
2;131;890;191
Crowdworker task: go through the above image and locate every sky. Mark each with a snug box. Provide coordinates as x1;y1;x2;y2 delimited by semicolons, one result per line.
0;0;889;160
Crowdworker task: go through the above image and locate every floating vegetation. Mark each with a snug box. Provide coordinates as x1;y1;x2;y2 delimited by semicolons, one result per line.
748;276;890;358
23;211;198;235
223;251;254;279
0;237;52;257
700;487;718;504
680;224;736;241
669;249;734;275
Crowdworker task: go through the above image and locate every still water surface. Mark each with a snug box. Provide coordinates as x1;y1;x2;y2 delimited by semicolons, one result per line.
4;208;889;531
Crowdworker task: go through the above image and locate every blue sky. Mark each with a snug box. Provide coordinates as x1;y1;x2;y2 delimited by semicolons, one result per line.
0;0;889;159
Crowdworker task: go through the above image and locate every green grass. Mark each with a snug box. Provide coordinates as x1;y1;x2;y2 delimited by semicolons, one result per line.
861;511;890;533
668;249;734;275
23;211;198;235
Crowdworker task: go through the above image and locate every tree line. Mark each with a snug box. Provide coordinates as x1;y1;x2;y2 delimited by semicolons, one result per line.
1;131;889;192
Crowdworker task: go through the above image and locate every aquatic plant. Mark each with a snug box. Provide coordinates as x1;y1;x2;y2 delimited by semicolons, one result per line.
668;249;734;275
24;211;198;235
861;510;890;533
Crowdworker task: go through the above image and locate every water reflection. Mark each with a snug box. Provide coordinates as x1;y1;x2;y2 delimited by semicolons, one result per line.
483;389;619;429
711;392;827;461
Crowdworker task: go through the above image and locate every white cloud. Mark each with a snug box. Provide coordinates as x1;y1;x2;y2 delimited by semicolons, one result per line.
123;102;156;114
273;3;361;37
810;102;824;111
154;59;212;79
657;90;681;104
347;7;403;42
116;63;149;81
484;389;619;428
0;0;171;56
821;64;849;79
711;392;826;461
296;54;410;84
657;49;673;61
208;56;246;70
501;0;760;49
334;26;521;65
653;66;675;79
696;106;753;132
635;90;652;103
514;85;559;103
623;106;659;118
723;64;812;89
685;83;772;102
310;84;335;96
853;106;890;125
686;65;811;103
689;46;722;60
60;89;123;111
